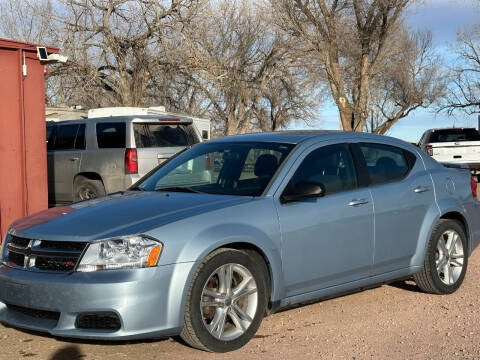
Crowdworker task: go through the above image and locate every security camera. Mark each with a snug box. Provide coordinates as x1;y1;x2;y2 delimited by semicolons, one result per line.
47;53;68;63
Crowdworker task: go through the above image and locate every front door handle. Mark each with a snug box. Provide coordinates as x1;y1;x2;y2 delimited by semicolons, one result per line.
349;198;369;206
414;186;429;193
70;157;79;161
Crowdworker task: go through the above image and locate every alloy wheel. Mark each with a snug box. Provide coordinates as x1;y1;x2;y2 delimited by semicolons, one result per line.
435;230;464;285
200;263;258;341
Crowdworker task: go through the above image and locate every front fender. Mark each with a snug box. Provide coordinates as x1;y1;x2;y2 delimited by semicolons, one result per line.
178;222;284;303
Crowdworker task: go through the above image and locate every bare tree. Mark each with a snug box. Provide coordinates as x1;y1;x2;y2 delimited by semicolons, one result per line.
51;0;202;109
0;0;58;44
273;0;416;131
369;30;445;134
440;25;480;115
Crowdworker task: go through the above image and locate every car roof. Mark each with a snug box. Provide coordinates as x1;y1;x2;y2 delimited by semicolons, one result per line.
208;130;399;145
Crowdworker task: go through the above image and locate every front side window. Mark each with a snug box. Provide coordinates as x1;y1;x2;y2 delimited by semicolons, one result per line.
137;142;294;196
359;143;410;185
287;144;357;196
96;123;126;148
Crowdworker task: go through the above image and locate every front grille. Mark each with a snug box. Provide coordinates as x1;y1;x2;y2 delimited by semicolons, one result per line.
5;236;87;272
76;313;121;331
7;304;60;321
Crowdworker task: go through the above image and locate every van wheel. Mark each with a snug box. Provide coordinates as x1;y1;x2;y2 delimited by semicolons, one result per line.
73;176;106;201
181;248;267;352
414;219;468;294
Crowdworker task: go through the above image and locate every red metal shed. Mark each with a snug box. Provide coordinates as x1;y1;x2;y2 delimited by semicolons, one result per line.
0;38;59;238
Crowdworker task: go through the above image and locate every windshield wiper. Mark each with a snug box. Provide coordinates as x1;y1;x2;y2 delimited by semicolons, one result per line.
155;186;204;194
129;186;146;191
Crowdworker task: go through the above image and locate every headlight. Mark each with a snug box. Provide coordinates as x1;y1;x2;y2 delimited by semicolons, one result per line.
76;235;163;272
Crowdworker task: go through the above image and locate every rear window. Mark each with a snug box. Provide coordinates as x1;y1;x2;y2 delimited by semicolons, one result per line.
429;129;480;143
96;123;126;148
133;123;197;148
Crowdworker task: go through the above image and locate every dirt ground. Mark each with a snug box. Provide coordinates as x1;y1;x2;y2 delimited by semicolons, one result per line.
1;251;480;360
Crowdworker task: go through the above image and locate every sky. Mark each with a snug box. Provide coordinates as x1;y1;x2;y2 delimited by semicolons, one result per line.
293;0;480;142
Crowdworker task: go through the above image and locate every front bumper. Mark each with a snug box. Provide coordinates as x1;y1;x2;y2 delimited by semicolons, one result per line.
0;262;195;340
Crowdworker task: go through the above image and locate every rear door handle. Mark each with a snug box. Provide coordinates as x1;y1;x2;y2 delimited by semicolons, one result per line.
70;157;79;161
348;198;369;206
414;186;429;193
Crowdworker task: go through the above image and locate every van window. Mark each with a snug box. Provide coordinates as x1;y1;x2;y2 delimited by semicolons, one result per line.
133;123;194;148
96;123;126;148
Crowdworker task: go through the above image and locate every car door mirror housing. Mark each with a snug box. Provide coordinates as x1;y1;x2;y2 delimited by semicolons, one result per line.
281;181;325;203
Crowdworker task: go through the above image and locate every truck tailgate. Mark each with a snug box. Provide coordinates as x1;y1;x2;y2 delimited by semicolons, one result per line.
431;141;480;163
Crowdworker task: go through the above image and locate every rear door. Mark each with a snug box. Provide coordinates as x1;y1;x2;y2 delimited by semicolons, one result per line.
355;142;435;275
47;123;85;203
132;122;199;176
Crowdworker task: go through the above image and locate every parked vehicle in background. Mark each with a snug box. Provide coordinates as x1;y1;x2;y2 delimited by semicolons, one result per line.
46;114;202;205
418;128;480;198
1;131;479;352
418;128;480;165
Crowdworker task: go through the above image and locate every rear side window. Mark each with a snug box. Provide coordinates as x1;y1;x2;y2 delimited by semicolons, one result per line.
96;123;126;148
289;144;357;196
359;143;410;185
429;129;480;143
133;123;195;148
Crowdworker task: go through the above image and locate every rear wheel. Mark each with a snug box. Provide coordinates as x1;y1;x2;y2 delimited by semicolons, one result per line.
73;176;106;201
414;219;468;294
181;248;267;352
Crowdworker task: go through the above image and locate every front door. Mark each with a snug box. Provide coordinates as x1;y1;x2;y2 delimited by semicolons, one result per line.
275;143;374;298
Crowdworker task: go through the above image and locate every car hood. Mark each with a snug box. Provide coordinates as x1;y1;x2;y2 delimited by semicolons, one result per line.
9;191;252;242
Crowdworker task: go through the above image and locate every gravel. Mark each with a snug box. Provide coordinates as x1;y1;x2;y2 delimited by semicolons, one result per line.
1;250;480;359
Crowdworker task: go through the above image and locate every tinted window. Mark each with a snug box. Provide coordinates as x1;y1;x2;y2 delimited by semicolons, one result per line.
75;124;86;149
55;124;79;150
46;126;56;151
429;129;480;143
289;144;357;196
133;123;192;148
96;123;126;148
359;143;409;185
137;142;294;196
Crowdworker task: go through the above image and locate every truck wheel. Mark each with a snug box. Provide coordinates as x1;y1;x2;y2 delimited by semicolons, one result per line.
181;248;268;352
73;176;106;201
414;219;468;294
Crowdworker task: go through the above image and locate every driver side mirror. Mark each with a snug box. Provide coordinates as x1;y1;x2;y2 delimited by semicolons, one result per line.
281;181;325;204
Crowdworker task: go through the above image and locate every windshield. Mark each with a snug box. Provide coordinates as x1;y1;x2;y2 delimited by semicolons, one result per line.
136;141;295;196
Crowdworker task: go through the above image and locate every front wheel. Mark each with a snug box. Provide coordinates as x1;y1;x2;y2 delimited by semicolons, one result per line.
181;249;268;352
414;219;468;294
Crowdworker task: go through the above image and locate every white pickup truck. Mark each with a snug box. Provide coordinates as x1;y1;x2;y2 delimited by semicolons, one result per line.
418;128;480;198
418;128;480;165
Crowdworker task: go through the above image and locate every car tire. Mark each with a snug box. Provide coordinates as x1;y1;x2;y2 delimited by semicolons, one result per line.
73;176;106;201
414;219;468;294
181;248;268;352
